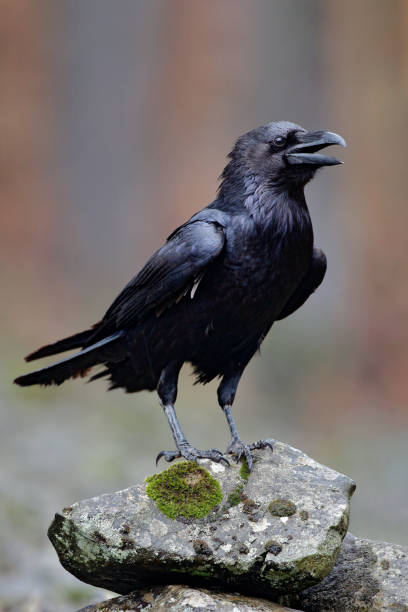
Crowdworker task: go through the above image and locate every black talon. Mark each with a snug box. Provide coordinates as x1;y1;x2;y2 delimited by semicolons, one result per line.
226;436;273;473
201;449;230;466
156;450;180;465
156;443;230;468
249;439;274;453
155;451;165;466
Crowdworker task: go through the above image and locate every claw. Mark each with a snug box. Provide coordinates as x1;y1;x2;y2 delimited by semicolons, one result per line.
250;439;274;453
155;451;164;466
226;437;273;472
200;448;230;467
155;450;180;465
219;455;230;467
155;444;230;468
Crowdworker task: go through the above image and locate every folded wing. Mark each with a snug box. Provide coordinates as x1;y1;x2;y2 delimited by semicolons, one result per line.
91;219;225;340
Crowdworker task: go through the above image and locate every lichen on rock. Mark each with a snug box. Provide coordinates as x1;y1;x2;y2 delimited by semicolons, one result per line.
268;499;297;517
226;458;250;507
145;461;222;520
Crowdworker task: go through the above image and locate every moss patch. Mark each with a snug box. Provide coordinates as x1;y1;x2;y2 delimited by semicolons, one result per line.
239;459;250;480
145;461;222;520
268;498;297;517
226;458;250;507
227;482;244;506
227;487;242;507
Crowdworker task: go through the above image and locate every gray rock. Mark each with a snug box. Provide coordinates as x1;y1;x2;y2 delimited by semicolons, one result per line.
285;532;408;611
48;440;355;598
78;584;300;611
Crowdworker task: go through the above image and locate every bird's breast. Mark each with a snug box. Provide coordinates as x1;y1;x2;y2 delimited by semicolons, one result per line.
197;206;313;324
227;209;312;284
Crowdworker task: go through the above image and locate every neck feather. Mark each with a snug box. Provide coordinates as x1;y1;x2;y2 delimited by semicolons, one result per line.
219;161;307;222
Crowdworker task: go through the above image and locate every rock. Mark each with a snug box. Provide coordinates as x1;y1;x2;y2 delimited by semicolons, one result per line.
285;532;408;611
77;584;300;611
48;440;355;598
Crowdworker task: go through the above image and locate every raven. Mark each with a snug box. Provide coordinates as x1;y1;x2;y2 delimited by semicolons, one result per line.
14;121;345;470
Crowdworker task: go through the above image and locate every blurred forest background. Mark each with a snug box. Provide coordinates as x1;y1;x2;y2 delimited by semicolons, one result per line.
1;0;407;610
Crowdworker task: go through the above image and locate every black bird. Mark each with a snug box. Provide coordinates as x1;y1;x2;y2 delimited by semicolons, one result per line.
14;121;345;470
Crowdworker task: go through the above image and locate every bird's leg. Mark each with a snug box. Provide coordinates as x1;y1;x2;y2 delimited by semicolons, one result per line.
218;370;273;472
156;362;229;467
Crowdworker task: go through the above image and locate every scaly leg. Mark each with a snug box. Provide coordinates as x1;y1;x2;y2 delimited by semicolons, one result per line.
156;362;229;467
218;368;273;471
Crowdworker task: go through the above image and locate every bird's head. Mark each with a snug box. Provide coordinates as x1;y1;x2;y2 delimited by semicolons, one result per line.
227;121;346;191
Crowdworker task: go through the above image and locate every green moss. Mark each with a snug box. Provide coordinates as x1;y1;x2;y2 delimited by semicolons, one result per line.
145;461;222;520
190;566;214;577
268;498;297;517
239;459;250;480
225;458;251;507
227;482;244;506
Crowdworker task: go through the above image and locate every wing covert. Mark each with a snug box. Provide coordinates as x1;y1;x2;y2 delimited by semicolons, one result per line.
103;220;225;329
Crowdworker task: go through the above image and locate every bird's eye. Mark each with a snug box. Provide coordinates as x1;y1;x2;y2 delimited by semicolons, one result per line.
273;136;286;147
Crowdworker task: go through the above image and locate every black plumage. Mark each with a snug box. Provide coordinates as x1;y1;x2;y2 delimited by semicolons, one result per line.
15;121;345;469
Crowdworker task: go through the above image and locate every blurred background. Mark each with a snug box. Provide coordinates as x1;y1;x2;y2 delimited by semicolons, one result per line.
1;0;407;609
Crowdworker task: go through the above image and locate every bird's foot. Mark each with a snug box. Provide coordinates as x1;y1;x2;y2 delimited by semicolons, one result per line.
226;437;273;472
156;442;230;467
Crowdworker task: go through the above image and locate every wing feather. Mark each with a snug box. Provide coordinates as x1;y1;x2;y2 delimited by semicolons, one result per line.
102;220;225;330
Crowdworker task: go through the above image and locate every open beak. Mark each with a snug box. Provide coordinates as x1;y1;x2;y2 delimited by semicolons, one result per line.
285;130;346;167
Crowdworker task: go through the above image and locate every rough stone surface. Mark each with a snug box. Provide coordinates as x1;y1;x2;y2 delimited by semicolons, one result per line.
48;440;355;598
78;584;299;611
285;532;408;611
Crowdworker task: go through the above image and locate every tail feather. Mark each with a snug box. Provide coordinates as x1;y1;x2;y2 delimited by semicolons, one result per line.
14;331;125;387
25;328;97;362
